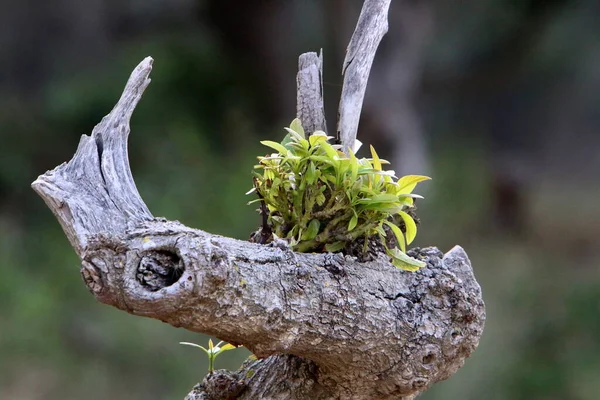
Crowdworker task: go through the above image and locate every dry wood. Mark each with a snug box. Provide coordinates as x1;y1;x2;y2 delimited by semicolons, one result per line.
338;0;392;154
297;50;327;133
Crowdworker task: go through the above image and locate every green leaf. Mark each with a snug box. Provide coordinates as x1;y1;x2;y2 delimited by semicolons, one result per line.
397;193;424;200
325;242;345;252
370;194;402;203
374;224;386;237
218;343;238;352
387;247;426;271
349;149;359;181
397;175;431;194
305;161;317;184
319;141;340;160
260;140;289;155
180;342;209;355
289;118;305;138
398;211;417;245
315;193;326;206
383;220;406;252
370;145;382;171
284;127;305;142
358;202;402;214
348;213;358;231
302;219;320;240
309;131;330;147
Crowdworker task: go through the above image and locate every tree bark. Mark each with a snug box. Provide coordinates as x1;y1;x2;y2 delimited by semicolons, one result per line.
337;0;392;154
32;3;485;399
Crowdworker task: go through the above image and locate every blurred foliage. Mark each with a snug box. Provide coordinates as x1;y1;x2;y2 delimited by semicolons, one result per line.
1;0;600;399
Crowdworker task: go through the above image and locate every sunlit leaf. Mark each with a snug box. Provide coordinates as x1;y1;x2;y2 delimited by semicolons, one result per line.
309;131;331;147
388;247;426;271
397;175;431;194
383;220;406;252
398;211;417;245
260;140;288;155
369;145;382;171
219;343;238;352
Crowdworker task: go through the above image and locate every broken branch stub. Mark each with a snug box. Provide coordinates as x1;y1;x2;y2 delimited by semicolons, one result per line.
297;50;327;134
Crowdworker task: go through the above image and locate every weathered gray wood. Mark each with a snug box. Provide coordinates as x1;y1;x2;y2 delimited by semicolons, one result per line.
32;57;154;254
297;50;327;134
338;0;392;154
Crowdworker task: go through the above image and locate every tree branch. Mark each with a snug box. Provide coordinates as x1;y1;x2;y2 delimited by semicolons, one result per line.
338;0;391;154
297;50;327;133
32;57;154;255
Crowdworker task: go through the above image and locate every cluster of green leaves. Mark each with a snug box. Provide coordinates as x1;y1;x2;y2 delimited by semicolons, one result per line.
248;119;430;271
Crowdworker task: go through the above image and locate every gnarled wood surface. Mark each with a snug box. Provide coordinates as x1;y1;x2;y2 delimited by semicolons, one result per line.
32;2;485;399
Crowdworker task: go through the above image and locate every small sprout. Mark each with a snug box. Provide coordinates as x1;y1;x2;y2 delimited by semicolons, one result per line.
248;119;431;271
180;339;240;373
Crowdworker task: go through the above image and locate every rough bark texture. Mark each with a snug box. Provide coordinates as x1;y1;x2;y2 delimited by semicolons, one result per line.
297;51;327;134
32;3;485;399
338;0;392;154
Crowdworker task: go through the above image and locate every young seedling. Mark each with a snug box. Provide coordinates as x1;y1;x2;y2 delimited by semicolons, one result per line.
180;339;239;374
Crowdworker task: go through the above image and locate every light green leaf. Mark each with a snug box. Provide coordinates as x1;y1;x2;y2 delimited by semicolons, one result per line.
383;220;406;252
370;145;382;171
218;343;238;352
284;127;305;142
319;141;340;160
375;224;386;237
349;149;359;181
315;193;326;206
306;161;317;184
309;131;330;147
179;342;209;355
289;118;305;138
397;175;431;194
370;194;402;203
398;211;417;245
387;247;426;271
260;140;288;155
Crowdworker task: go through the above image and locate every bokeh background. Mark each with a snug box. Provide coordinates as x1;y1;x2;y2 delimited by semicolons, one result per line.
1;0;599;399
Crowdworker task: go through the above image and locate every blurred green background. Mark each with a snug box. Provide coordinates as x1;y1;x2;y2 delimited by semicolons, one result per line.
1;0;599;399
